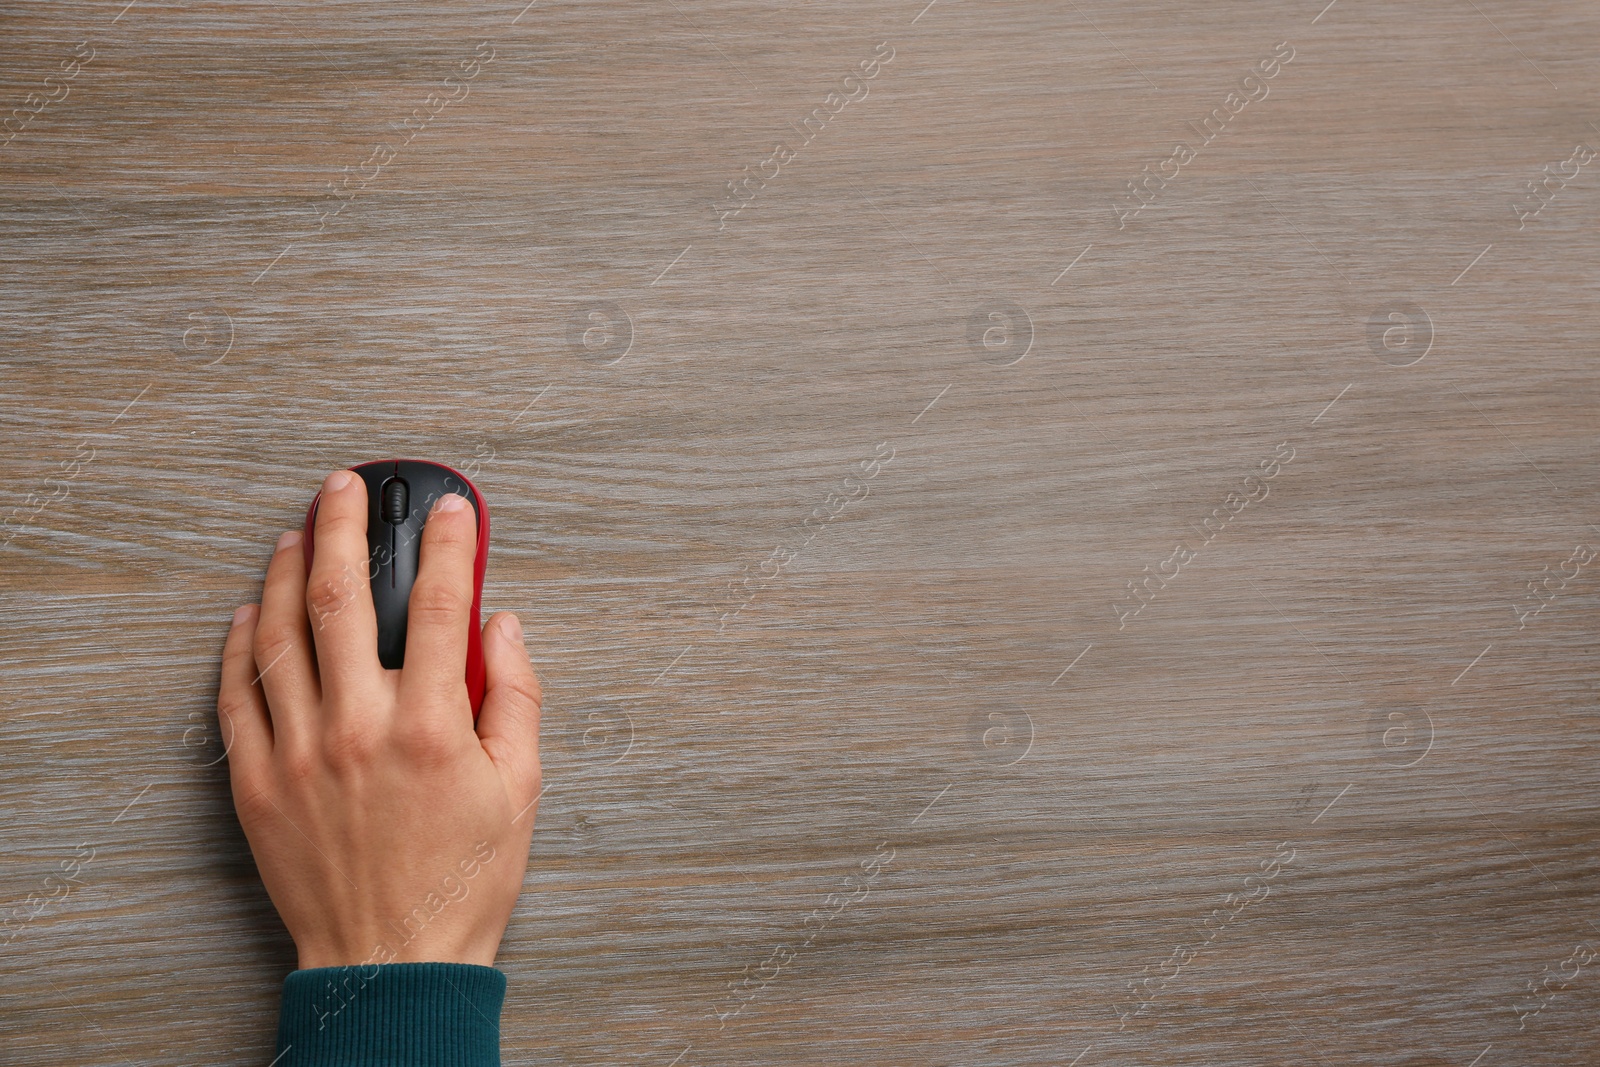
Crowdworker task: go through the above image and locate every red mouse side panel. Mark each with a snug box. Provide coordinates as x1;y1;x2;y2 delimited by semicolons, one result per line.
302;459;491;719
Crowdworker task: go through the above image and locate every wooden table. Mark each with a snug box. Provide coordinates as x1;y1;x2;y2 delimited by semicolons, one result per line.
2;1;1597;1064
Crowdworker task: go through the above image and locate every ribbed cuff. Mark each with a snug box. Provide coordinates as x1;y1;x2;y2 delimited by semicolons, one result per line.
275;962;505;1067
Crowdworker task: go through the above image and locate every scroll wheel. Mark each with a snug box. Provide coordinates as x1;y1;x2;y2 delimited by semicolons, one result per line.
381;478;409;525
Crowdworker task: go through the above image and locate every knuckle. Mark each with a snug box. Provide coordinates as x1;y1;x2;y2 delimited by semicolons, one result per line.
232;783;278;824
316;506;364;540
397;721;459;765
409;579;469;624
222;638;256;674
215;688;255;727
253;621;302;666
503;673;543;712
305;569;360;626
424;511;474;549
321;722;377;771
276;745;319;786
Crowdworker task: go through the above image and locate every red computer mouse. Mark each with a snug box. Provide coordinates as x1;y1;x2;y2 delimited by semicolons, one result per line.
302;459;490;717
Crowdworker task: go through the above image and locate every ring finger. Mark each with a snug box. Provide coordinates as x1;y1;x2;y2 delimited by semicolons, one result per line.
253;529;322;738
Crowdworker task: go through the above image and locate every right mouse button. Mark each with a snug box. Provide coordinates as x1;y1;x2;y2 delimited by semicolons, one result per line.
382;517;418;668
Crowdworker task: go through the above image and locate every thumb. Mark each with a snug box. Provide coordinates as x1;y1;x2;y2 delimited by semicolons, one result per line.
476;611;543;813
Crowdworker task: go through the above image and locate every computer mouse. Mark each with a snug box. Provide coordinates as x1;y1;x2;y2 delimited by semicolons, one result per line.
301;459;490;717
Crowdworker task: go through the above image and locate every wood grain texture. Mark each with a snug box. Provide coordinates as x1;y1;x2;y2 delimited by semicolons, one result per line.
2;0;1599;1064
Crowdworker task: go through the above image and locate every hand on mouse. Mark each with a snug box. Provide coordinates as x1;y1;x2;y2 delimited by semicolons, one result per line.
216;468;542;969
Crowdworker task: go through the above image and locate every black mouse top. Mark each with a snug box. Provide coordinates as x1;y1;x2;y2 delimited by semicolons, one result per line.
361;460;479;665
303;459;490;712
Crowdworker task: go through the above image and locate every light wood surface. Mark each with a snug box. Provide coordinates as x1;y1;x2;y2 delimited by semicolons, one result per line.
3;1;1599;1064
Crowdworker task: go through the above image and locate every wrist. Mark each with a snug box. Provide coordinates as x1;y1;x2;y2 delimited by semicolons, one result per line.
296;929;502;970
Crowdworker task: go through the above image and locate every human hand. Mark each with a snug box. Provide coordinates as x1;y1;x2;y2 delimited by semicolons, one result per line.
216;468;542;969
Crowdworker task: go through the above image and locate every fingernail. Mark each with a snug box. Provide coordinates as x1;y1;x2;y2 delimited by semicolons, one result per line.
323;469;355;493
232;604;256;626
500;613;523;642
277;530;303;551
434;493;467;514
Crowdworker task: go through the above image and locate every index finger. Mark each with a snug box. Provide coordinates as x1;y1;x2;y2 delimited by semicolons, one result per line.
305;469;384;707
397;492;478;718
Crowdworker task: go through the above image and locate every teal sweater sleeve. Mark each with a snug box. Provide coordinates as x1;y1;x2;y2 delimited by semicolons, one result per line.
275;962;505;1067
